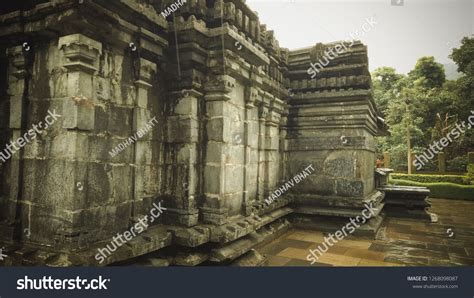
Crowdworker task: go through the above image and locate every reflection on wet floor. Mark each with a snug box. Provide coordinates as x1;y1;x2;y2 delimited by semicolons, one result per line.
258;198;474;266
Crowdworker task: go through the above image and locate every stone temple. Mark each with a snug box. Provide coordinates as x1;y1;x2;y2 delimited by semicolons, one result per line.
0;0;429;266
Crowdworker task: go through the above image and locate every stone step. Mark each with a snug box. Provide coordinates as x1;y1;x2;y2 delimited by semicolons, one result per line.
230;249;267;267
291;213;386;238
293;202;384;218
209;207;293;245
380;185;431;195
209;219;290;263
380;185;437;222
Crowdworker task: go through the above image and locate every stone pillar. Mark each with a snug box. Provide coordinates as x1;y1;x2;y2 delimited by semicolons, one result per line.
279;105;289;184
242;86;259;215
164;89;201;227
383;151;391;168
132;58;157;221
2;34;104;248
257;103;268;202
201;75;235;225
1;46;28;230
438;152;446;174
264;98;282;197
56;34;102;247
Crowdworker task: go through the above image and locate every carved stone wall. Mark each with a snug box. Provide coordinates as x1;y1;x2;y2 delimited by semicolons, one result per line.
0;0;384;266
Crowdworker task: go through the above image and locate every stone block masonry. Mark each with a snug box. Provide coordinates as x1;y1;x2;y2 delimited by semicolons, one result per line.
0;110;61;164
265;165;315;206
0;0;388;266
109;116;159;158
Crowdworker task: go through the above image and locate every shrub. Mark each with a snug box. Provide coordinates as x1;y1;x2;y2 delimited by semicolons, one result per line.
390;179;474;200
468;164;474;183
391;173;471;185
446;155;468;173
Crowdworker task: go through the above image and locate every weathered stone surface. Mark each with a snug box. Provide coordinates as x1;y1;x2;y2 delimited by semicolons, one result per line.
209;219;290;262
173;252;209;266
0;0;396;266
134;258;170;267
381;185;436;222
230;249;266;266
167;226;210;247
324;157;356;178
336;179;364;197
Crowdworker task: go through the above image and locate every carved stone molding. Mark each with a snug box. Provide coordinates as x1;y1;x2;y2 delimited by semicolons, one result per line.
58;34;102;74
6;46;28;79
204;75;235;102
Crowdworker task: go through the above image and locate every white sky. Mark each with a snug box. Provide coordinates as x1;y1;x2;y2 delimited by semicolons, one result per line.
246;0;473;73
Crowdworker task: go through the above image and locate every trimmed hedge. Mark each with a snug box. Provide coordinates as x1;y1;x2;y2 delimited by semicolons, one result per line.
391;174;471;185
390;179;474;200
468;164;474;181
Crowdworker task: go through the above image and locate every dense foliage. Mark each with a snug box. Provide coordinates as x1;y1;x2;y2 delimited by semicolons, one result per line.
373;37;474;172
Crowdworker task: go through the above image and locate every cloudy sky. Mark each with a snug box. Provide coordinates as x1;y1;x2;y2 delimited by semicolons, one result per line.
246;0;473;74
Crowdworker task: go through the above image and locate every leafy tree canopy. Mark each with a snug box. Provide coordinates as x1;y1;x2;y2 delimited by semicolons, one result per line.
372;37;473;172
450;37;474;75
408;56;446;89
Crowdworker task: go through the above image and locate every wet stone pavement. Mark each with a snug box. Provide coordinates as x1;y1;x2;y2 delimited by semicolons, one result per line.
257;199;474;266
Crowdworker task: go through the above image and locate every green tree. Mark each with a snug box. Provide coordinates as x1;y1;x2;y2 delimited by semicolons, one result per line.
449;37;473;121
371;67;406;117
450;37;474;76
372;37;472;172
447;37;474;164
408;56;446;89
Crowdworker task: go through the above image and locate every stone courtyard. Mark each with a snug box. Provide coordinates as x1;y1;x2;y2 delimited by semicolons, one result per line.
258;198;474;266
0;0;462;267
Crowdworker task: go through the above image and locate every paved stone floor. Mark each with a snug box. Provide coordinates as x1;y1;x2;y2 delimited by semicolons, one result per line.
258;198;474;266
